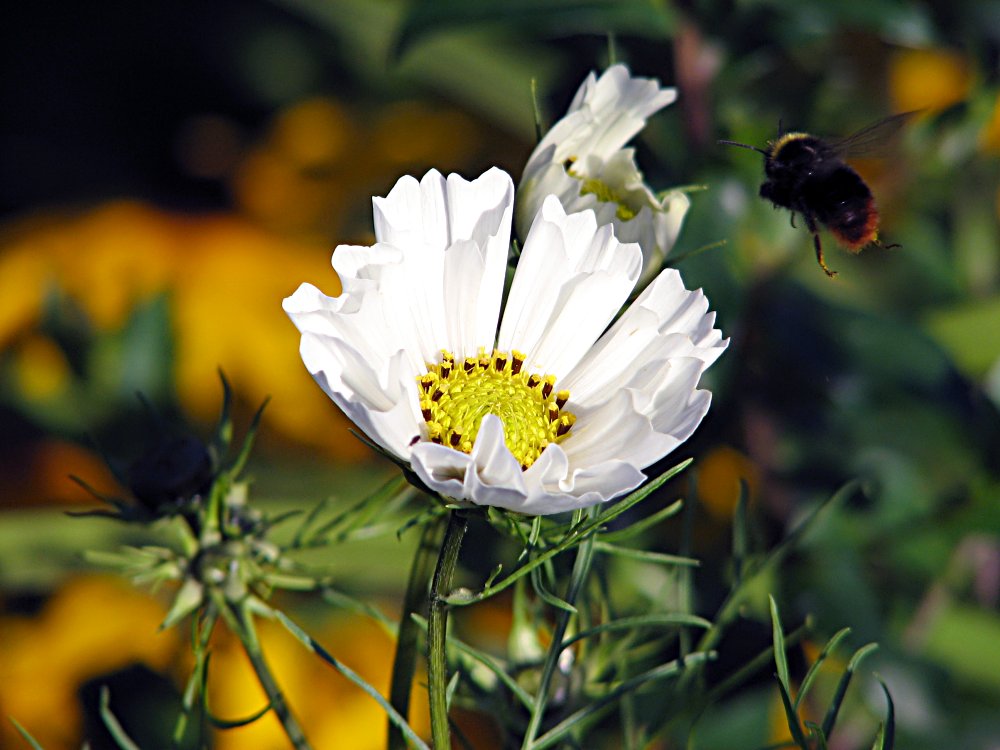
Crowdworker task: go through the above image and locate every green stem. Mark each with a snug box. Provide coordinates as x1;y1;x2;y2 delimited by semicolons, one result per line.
223;599;313;750
427;511;469;749
521;511;598;750
388;514;447;750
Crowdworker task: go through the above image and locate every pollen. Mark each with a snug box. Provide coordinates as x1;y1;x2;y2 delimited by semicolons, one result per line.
417;348;576;470
575;175;638;221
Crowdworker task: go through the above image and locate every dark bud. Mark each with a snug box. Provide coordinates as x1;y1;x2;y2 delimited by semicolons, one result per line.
128;436;214;512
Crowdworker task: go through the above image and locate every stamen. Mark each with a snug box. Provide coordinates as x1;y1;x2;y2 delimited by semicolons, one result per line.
416;349;576;470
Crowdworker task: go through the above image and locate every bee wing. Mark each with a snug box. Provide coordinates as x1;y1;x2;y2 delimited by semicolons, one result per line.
827;111;920;158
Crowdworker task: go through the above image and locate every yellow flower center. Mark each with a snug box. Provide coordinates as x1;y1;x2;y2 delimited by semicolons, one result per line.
578;177;638;221
417;349;576;470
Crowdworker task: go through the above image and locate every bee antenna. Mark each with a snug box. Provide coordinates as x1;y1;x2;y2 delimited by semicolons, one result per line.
718;139;768;155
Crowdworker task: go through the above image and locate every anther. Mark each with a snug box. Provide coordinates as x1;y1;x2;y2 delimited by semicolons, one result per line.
511;352;524;375
541;377;555;400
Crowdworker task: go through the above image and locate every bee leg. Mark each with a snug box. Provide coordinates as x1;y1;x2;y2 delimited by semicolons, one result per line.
805;216;837;277
874;238;901;250
790;212;797;229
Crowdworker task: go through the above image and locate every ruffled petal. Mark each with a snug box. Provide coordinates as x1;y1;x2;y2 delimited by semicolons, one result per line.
411;415;528;509
530;64;676;168
561;269;727;408
499;196;641;376
297;332;423;459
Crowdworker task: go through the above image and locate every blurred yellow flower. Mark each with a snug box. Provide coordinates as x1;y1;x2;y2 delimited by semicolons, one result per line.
0;439;123;509
696;445;760;521
208;615;430;750
12;333;71;401
372;101;481;173
980;93;1000;155
233;97;353;238
0;575;180;750
0;201;369;459
889;48;972;114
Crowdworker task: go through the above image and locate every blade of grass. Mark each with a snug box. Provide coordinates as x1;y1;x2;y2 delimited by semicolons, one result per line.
794;627;851;711
593;540;699;566
597;498;685;544
9;719;46;750
446;460;692;606
529;651;715;750
99;687;142;750
774;678;808;749
769;595;791;696
559;613;712;651
871;676;895;750
820;642;879;738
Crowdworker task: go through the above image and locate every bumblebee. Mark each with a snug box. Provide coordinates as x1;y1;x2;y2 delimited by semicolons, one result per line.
721;114;912;277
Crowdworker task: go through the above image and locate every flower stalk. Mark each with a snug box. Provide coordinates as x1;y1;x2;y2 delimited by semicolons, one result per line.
388;513;448;750
216;594;313;750
520;511;598;749
427;510;470;748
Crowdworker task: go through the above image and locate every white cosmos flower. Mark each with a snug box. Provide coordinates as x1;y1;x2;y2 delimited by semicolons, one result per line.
517;63;689;284
283;167;726;516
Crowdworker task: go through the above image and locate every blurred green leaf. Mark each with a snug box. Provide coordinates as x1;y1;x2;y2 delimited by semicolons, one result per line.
393;0;675;59
275;0;561;138
924;296;1000;379
921;601;1000;696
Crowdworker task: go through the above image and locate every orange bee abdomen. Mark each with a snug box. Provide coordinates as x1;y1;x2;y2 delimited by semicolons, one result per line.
829;195;879;252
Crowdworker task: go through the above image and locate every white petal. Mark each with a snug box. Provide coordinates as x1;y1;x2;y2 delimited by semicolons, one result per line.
518;443;646;514
411;415;528;509
499;196;641;375
298;332;422;459
561;269;727;407
517;67;676;246
531;64;676;167
373;170;448;250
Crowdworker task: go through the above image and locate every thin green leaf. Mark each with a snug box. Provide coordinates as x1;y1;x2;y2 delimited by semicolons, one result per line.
871;676;895;750
207;701;273;729
805;722;830;750
313;474;410;542
592;540;699;567
411;613;535;710
701;619;812;709
597;498;685;544
290;497;330;547
795;627;852;710
559;613;713;651
9;718;46;750
174;612;216;745
227;396;270;478
530;565;577;614
447;459;691;606
774;677;808;749
211;369;234;464
275;612;430;750
98;687;141;750
530;651;714;750
821;642;879;738
663;239;729;268
769;595;791;696
530;77;544;143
